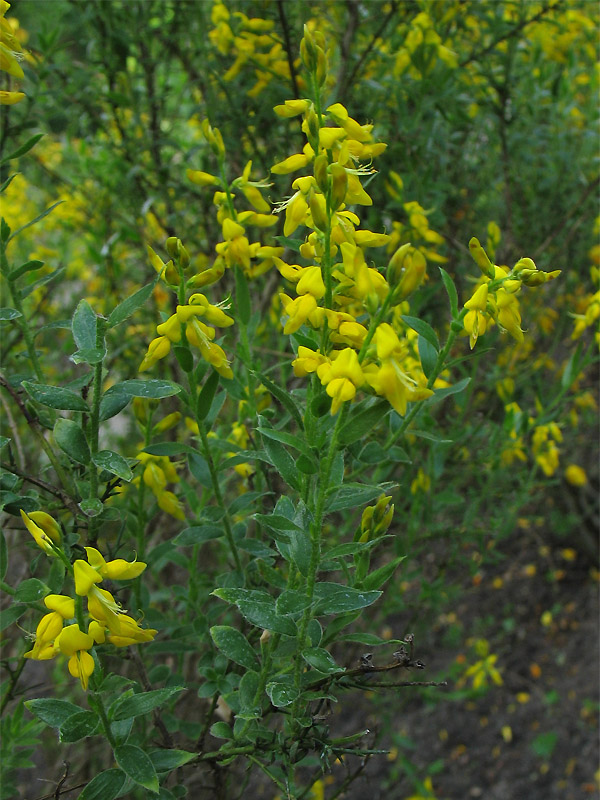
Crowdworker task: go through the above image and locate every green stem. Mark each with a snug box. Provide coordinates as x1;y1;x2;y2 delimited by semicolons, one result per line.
87;318;107;543
187;369;243;575
291;404;348;720
91;689;117;749
5;274;44;382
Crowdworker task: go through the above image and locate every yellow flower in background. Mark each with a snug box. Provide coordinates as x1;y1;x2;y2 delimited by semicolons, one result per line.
0;1;26;105
564;464;587;486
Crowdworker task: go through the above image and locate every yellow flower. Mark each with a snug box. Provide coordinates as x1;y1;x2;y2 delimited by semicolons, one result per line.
317;348;365;415
20;509;61;555
564;464;587;486
84;546;147;580
54;624;95;691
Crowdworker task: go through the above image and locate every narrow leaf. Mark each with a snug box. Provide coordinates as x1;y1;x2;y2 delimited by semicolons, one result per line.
107;281;156;328
401;315;440;351
439;267;459;318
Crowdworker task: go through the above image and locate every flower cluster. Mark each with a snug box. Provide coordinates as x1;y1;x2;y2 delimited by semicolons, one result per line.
208;1;298;97
187;119;280;279
0;1;25;105
140;237;235;379
463;238;561;349
135;450;185;520
20;510;156;690
270;28;435;417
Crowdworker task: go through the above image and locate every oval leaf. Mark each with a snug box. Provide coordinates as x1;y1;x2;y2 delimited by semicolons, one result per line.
54;418;91;465
78;769;126;800
92;450;133;482
116;379;181;399
114;744;159;793
210;625;258;670
112;687;185;722
23;381;88;411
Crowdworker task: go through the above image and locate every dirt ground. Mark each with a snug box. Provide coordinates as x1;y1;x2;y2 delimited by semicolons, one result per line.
315;526;600;800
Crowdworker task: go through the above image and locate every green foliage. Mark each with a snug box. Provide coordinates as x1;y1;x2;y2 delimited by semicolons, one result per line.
0;1;597;798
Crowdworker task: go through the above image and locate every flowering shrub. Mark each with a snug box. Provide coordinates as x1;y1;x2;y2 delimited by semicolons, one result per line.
0;2;597;798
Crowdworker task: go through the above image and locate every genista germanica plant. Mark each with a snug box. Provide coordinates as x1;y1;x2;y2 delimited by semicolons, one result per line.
0;15;566;800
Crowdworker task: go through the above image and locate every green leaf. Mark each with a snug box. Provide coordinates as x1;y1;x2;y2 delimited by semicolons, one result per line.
210;625;258;670
144;442;194;456
261;434;300;491
238;670;261;718
357;441;388;464
253;513;301;537
324;539;383;560
114;744;159;793
15;578;48;603
0;603;26;631
112;687;185;722
22;381;89;411
234;265;251;325
530;731;558;759
561;343;582;391
78;769;126;800
92;450;133;482
0;529;7;580
8;259;44;281
99;387;130;421
20;265;65;299
314;582;382;615
360;556;406;590
54;418;91;465
0;307;21;320
266;677;300;707
425;377;471;406
235;596;297;636
274;235;303;252
275;590;311;616
439;267;459;318
302;647;341;674
339;633;402;646
326;483;382;512
418;335;438;378
72;300;97;351
197;369;220;420
1;133;44;164
71;347;106;365
117;379;182;399
172;525;223;546
210;721;234;739
255;372;304;429
258;426;315;462
25;698;83;728
401;315;440;351
339;400;389;446
409;429;452;443
59;710;99;742
148;749;197;773
79;498;104;517
108;281;156;328
8;200;64;243
0;436;10;450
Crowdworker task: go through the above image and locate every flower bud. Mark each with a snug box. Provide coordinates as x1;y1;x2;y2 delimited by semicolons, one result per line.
309;192;328;231
469;237;495;279
313;154;329;193
330;163;348;210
